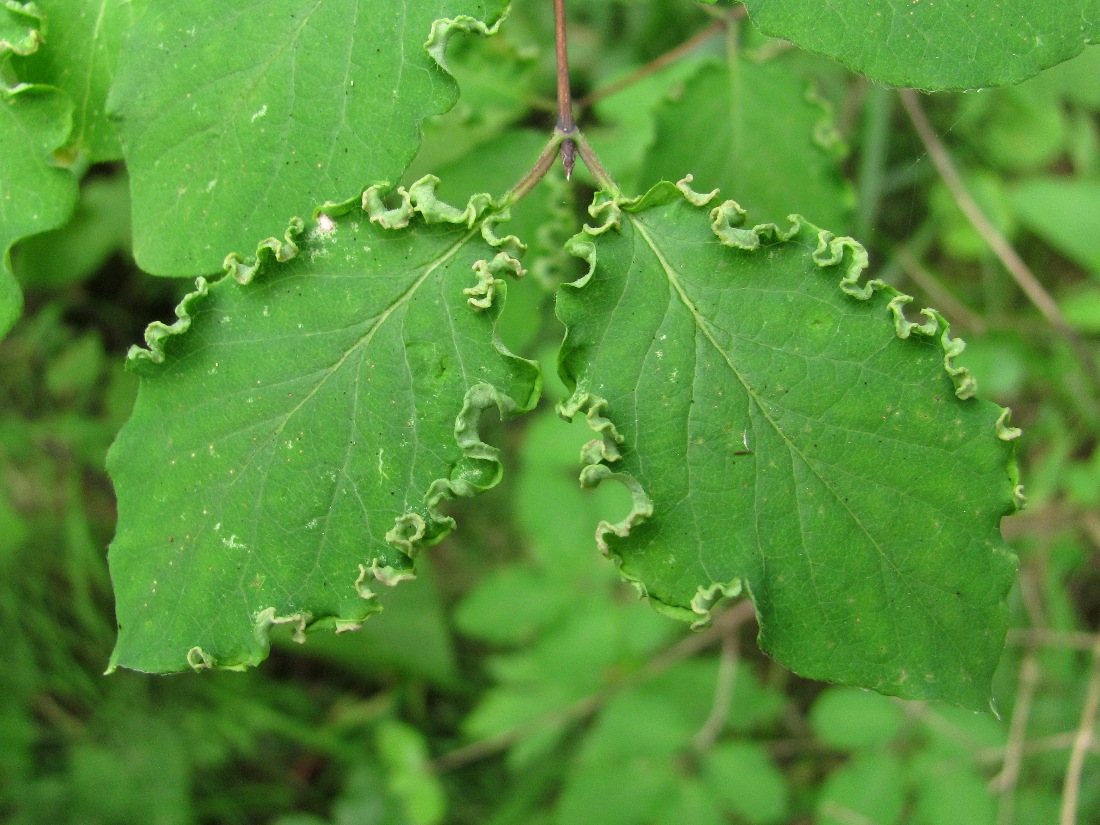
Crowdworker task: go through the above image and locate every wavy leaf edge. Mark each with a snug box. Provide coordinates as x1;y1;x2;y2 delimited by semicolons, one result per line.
113;176;540;672
0;0;43;66
424;6;509;72
106;1;508;277
557;176;1023;629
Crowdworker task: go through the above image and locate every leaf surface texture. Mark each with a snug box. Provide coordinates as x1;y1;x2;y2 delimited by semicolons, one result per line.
109;0;507;276
742;0;1100;89
107;180;539;672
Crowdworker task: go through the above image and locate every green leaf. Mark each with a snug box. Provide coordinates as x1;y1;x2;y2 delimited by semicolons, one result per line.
406;25;539;176
455;564;575;646
955;87;1068;174
0;2;79;337
106;178;539;673
408;128;569;353
640;56;852;232
109;0;507;276
557;180;1020;708
14;173;131;288
653;779;724;825
585;50;712;194
816;752;906;825
375;719;446;825
515;398;633;579
808;686;904;749
275;558;459;687
1059;285;1100;334
741;0;1100;90
0;0;42;56
462;598;674;769
555;755;680;825
12;0;149;160
1010;178;1100;278
1024;44;1100;108
910;759;995;825
553;663;720;825
702;742;790;825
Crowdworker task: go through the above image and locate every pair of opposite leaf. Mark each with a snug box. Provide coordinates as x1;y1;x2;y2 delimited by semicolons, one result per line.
108;170;1021;711
100;0;1064;708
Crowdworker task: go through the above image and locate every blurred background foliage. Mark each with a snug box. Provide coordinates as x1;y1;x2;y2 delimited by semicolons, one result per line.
2;1;1100;823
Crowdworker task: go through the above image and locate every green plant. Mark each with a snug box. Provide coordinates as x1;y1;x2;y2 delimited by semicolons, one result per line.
3;1;1100;823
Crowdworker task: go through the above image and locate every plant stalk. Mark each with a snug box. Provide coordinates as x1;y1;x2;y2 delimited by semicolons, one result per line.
573;131;622;197
502;131;565;206
553;0;576;178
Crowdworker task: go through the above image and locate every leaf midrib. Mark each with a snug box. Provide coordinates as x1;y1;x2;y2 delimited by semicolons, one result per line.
626;211;959;665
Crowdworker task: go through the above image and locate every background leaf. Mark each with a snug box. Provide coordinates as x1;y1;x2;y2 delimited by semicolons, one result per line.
107;180;539;673
816;752;906;825
1010;178;1100;278
640;55;852;232
109;0;507;276
12;0;149;160
741;0;1100;89
0;2;79;337
557;182;1020;708
14;173;131;288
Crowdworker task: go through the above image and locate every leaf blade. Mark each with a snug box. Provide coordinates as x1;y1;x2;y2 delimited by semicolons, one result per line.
107;179;539;673
12;0;148;160
742;0;1100;89
557;182;1020;708
110;0;507;276
0;2;79;337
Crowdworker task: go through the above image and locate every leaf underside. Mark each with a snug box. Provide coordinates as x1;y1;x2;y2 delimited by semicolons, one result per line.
557;181;1020;709
109;0;507;276
743;0;1100;90
107;179;539;673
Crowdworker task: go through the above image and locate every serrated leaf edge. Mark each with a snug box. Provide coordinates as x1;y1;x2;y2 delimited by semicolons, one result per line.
114;177;541;672
557;176;1022;626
